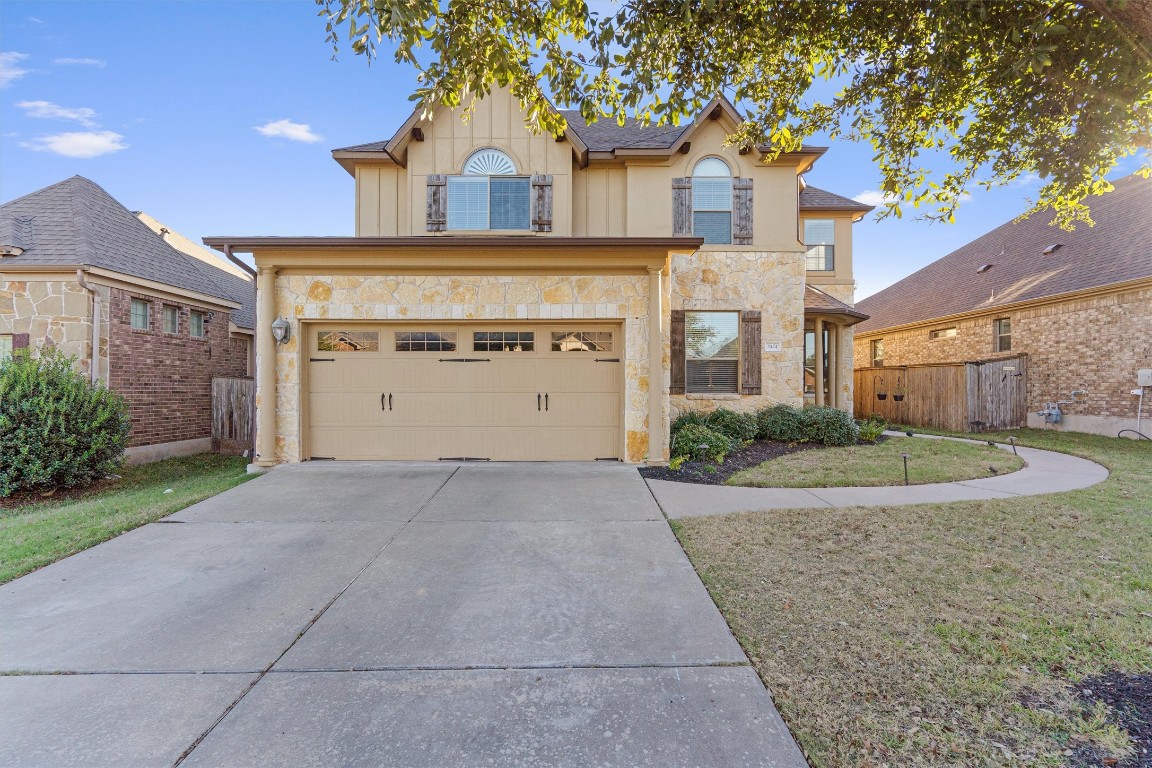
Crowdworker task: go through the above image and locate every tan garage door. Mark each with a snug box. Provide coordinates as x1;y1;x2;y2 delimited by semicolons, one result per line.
307;324;623;461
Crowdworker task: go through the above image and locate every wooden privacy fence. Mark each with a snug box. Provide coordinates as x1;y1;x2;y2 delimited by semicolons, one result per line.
854;355;1028;432
211;376;254;455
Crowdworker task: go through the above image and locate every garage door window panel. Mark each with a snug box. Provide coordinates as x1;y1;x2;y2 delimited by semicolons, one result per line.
396;331;457;352
317;330;380;352
551;331;613;352
474;331;534;352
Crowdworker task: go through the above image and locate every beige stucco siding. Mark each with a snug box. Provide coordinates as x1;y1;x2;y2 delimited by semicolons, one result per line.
572;167;628;237
668;250;807;416
268;273;654;463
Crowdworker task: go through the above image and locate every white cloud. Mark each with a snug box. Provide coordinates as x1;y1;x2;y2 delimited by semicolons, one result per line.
0;52;31;87
21;130;127;158
1011;173;1041;187
254;119;322;143
53;57;107;67
854;190;896;207
28;17;45;24
17;100;99;127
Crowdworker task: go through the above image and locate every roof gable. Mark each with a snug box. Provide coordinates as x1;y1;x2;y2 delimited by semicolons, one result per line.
855;174;1152;334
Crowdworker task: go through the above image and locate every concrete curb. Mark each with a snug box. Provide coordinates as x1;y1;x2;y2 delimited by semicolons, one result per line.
648;432;1110;519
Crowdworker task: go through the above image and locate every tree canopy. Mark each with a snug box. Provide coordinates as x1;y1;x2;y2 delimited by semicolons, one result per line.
318;0;1152;226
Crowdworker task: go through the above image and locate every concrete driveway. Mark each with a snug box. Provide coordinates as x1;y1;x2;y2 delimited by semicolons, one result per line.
0;462;807;768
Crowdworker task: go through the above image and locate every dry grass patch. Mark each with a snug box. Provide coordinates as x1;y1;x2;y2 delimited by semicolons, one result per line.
672;430;1151;767
727;436;1024;488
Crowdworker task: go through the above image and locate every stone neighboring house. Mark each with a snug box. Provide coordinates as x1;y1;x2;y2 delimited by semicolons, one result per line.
0;176;255;461
853;173;1152;438
207;89;871;466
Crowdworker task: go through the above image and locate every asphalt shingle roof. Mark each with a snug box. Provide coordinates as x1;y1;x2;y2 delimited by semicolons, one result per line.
0;176;254;329
800;186;874;212
855;173;1152;334
558;111;692;151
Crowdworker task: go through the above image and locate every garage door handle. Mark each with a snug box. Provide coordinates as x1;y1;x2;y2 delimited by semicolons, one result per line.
537;393;541;411
545;393;549;411
389;393;393;411
381;393;386;412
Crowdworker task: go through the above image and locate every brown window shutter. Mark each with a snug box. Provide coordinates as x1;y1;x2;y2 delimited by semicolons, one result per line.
426;174;447;232
672;178;693;236
670;310;686;394
740;310;761;394
733;177;753;245
531;175;553;233
12;333;30;353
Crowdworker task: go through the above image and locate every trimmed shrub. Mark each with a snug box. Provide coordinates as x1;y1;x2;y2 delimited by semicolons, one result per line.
0;352;131;497
803;406;860;446
858;419;887;443
706;408;758;443
670;409;710;434
669;423;734;462
756;403;808;442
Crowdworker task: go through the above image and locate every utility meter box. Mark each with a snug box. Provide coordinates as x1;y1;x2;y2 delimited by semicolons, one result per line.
1139;369;1152;387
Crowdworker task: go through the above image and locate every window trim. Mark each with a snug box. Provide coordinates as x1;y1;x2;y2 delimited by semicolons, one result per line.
129;298;151;331
691;156;734;245
162;305;180;335
870;338;884;367
993;318;1012;352
189;310;207;339
684;310;741;394
803;219;836;272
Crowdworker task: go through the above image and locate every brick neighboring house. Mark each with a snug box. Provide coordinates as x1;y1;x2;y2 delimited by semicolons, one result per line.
0;176;255;461
853;173;1152;438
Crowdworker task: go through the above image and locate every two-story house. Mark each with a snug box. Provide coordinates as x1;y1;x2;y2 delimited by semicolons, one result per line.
207;90;871;465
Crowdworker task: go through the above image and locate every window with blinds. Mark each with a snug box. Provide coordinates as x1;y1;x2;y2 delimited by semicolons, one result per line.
446;148;531;231
692;158;733;245
804;219;836;271
685;311;739;393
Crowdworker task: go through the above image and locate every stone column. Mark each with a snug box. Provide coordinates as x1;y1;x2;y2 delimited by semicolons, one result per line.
647;266;665;465
814;317;825;407
255;266;278;467
828;324;839;409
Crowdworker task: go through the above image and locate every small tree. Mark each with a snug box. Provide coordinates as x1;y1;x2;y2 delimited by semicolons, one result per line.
0;351;131;497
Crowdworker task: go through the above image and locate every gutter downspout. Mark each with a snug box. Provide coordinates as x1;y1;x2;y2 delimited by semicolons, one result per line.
75;269;101;384
221;244;257;279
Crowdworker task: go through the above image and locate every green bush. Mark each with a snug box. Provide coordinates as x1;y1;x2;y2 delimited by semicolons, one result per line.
0;352;131;497
670;409;710;434
706;408;758;443
858;419;887;443
803;406;860;446
670;423;734;462
756;403;808;442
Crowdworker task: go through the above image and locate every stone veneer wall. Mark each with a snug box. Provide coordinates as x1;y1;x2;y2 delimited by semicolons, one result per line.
0;278;108;380
853;284;1152;436
270;274;653;463
107;287;250;447
668;250;806;417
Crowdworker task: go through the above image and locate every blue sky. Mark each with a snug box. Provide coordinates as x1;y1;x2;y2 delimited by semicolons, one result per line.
1;1;1143;299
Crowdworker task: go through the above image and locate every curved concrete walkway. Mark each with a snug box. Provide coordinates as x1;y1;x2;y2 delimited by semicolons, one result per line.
648;431;1110;519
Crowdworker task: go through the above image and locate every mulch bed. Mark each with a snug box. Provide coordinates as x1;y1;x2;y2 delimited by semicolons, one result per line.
638;439;822;486
1069;672;1152;767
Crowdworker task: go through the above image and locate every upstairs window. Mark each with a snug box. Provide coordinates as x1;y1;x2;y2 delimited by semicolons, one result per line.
994;318;1011;352
447;149;530;231
804;219;836;271
929;327;958;340
871;339;884;367
190;311;207;339
163;305;179;334
692;157;733;244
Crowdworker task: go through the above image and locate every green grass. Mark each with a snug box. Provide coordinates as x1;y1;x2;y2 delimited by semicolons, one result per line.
672;429;1152;766
726;436;1024;487
0;453;254;584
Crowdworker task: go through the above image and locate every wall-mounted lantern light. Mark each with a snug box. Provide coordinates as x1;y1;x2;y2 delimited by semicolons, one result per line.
271;317;291;345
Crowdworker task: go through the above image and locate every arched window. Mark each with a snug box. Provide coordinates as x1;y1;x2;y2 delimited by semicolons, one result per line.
448;148;530;230
692;157;733;244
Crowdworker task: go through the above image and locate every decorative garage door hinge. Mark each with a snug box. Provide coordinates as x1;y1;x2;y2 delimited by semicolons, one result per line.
310;456;335;461
439;457;491;461
438;358;492;363
594;358;621;363
309;357;335;362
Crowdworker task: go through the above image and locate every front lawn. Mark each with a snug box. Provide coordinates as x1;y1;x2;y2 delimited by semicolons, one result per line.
672;429;1152;766
726;435;1025;487
0;453;253;584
